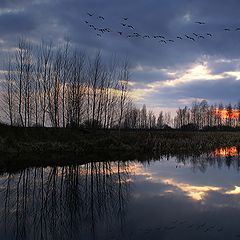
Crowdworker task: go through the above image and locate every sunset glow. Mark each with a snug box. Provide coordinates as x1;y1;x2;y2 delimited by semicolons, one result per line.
162;178;222;201
213;146;239;157
214;108;240;119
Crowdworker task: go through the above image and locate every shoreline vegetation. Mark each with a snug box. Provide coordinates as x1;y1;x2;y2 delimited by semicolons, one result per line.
1;124;240;172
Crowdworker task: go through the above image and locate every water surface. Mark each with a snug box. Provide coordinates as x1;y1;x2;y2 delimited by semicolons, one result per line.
1;150;240;239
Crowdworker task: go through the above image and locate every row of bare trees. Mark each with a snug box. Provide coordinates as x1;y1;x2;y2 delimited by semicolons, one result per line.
123;104;172;129
174;100;240;129
1;38;131;128
123;100;240;129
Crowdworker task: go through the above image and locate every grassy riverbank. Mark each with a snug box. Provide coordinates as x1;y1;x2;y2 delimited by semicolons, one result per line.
0;125;240;155
0;125;240;172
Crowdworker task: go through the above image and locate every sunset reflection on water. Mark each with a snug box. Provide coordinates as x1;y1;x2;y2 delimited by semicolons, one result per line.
213;146;239;157
1;154;240;240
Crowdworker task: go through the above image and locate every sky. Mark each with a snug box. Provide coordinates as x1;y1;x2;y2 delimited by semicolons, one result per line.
1;0;240;113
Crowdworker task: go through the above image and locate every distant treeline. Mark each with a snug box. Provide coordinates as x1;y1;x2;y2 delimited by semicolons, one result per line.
1;38;240;130
128;100;240;130
174;100;240;130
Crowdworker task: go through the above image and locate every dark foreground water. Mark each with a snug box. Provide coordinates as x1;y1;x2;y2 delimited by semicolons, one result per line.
1;148;240;240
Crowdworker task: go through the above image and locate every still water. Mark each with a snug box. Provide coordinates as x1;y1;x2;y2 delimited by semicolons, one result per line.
1;148;240;240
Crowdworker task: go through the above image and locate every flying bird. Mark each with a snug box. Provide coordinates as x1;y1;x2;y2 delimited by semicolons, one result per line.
85;21;89;24
133;33;141;37
177;36;183;40
168;39;174;42
121;23;126;27
189;37;195;41
159;40;167;44
206;33;212;37
185;34;190;39
224;28;230;31
89;24;97;30
87;13;94;17
97;34;101;37
195;21;205;24
98;16;104;20
123;17;128;21
118;31;123;35
127;25;134;29
236;28;240;31
193;33;198;37
198;35;205;39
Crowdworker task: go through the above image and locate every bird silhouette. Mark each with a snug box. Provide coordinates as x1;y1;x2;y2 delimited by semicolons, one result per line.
118;31;123;35
89;24;97;30
87;13;94;17
189;37;195;41
200;223;206;227
143;35;150;38
236;28;240;31
198;35;205;39
121;23;126;27
168;39;174;42
159;40;167;44
98;16;104;20
127;25;134;29
185;34;190;39
133;33;141;37
224;28;230;31
123;17;128;21
177;36;183;40
85;21;89;24
97;34;101;37
206;33;212;37
159;35;165;39
193;33;198;37
195;21;205;24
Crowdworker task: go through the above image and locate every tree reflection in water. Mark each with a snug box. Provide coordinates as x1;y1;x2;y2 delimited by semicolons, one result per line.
174;147;240;172
1;161;130;240
1;151;240;240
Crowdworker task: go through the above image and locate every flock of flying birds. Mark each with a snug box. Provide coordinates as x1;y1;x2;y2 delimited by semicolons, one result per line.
84;12;240;44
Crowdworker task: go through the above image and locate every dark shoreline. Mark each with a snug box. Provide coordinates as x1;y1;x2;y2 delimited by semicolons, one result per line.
1;126;240;172
1;127;240;151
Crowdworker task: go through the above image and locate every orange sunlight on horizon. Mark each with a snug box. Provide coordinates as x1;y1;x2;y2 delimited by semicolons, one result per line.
214;108;240;119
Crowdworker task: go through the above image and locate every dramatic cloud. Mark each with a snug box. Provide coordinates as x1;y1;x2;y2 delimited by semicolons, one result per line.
1;0;240;112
